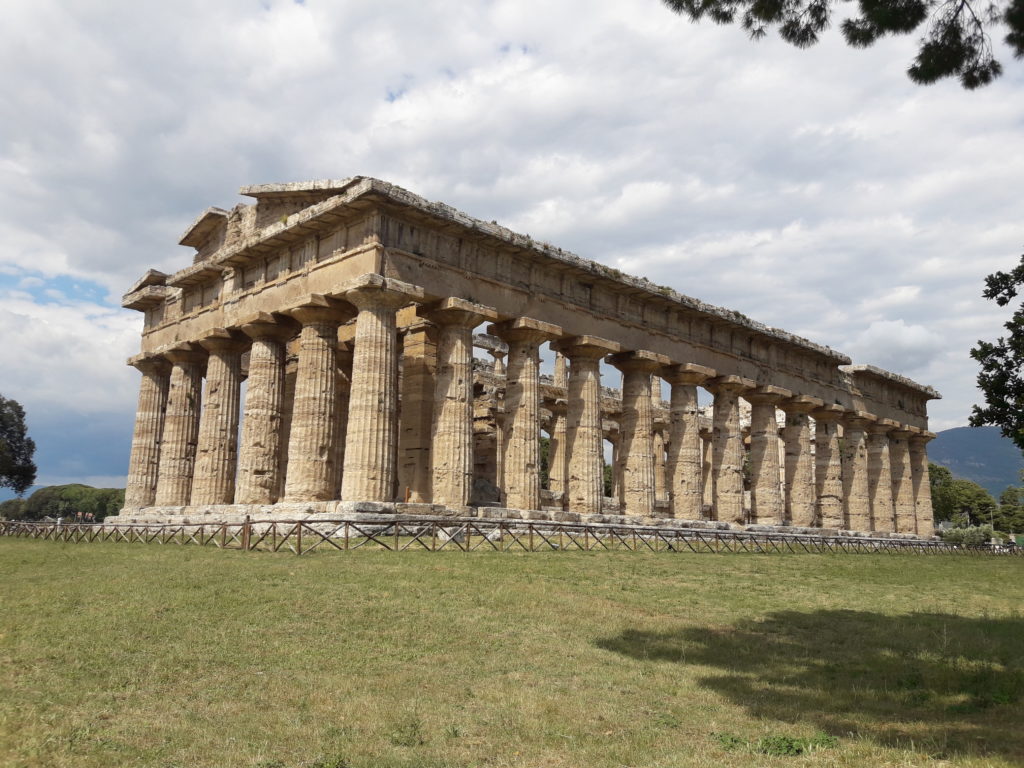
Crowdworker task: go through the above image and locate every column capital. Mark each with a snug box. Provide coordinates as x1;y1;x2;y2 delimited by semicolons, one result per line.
782;394;824;414
340;273;424;311
867;417;901;435
547;397;568;415
280;294;355;326
746;385;793;406
196;327;247;353
128;353;170;376
841;410;877;430
488;316;562;345
890;425;916;439
421;297;498;328
551;334;621;360
811;404;846;422
909;428;937;445
704;374;756;395
163;343;207;365
662;363;716;386
237;312;298;342
608;349;671;373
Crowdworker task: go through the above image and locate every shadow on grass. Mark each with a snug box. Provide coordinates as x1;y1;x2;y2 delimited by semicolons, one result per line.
597;610;1024;761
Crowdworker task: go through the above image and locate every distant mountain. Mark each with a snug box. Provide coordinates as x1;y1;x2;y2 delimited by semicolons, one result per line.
930;426;1024;498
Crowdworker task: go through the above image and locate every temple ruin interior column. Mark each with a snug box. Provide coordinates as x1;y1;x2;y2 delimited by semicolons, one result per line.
332;343;354;500
424;298;497;508
283;302;350;501
867;420;897;532
890;426;917;534
397;317;436;503
548;399;568;502
610;350;668;517
154;346;206;507
491;317;562;510
554;335;620;516
706;375;754;523
700;427;713;514
235;314;294;505
124;356;171;508
909;429;936;537
191;331;245;506
748;386;790;526
663;364;713;520
653;426;667;503
780;395;822;527
277;362;297;502
813;404;845;529
342;277;421;503
840;411;874;531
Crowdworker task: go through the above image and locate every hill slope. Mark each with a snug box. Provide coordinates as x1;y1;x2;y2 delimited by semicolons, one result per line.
930;425;1024;497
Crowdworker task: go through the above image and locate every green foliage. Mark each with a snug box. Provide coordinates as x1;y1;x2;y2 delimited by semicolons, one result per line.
603;461;613;497
0;395;36;496
995;484;1024;533
939;524;995;547
2;484;125;521
929;463;997;526
662;0;1023;89
971;253;1024;450
540;435;550;490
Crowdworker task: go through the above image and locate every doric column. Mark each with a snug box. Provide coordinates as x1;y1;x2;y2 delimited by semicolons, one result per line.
341;276;421;502
748;386;791;526
397;319;436;503
124;355;171;509
841;411;875;531
705;375;755;523
191;331;245;505
867;419;898;532
552;335;620;516
424;298;497;508
154;346;206;507
332;344;354;500
236;314;295;505
553;351;568;389
653;427;667;502
663;363;714;519
547;399;568;501
780;395;822;527
490;317;562;510
609;350;671;517
890;425;917;534
909;429;937;537
607;427;622;504
700;427;713;514
283;300;352;501
277;363;297;501
813;404;845;529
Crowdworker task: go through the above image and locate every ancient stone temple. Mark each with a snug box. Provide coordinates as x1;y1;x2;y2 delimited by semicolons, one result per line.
109;177;941;537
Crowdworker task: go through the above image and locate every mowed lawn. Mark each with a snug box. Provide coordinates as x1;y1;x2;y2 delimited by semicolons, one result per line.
1;539;1022;768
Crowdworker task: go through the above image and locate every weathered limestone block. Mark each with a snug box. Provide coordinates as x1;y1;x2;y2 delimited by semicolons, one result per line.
748;386;791;526
706;375;755;523
781;395;822;527
236;315;294;505
124;356;171;508
909;429;937;537
155;346;206;507
610;350;671;517
284;300;352;501
867;420;898;532
342;276;423;502
663;363;714;520
889;426;917;534
553;335;620;516
490;317;561;511
192;331;245;505
424;298;498;508
841;411;874;531
813;404;845;529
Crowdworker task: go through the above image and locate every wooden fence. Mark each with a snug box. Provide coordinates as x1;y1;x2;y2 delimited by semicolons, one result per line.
0;518;1019;557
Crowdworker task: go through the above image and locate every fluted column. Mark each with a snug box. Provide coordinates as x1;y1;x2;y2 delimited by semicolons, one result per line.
236;316;294;505
191;332;245;505
890;426;917;534
284;303;350;501
813;405;845;529
841;411;875;531
332;344;354;499
342;278;419;502
553;335;620;516
155;346;206;507
124;356;171;508
609;350;669;517
780;395;822;526
664;364;713;520
748;386;790;526
909;430;937;537
490;317;562;510
706;375;754;523
608;428;622;504
425;298;497;508
700;427;713;514
547;399;568;501
867;420;897;532
653;427;667;502
397;320;436;503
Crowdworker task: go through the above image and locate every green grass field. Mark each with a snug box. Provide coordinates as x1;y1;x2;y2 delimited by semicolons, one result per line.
1;539;1022;768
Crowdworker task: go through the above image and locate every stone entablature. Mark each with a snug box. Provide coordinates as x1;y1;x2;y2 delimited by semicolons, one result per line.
113;178;941;538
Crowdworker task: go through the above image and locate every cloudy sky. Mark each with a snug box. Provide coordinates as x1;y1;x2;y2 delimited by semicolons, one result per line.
1;0;1021;496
